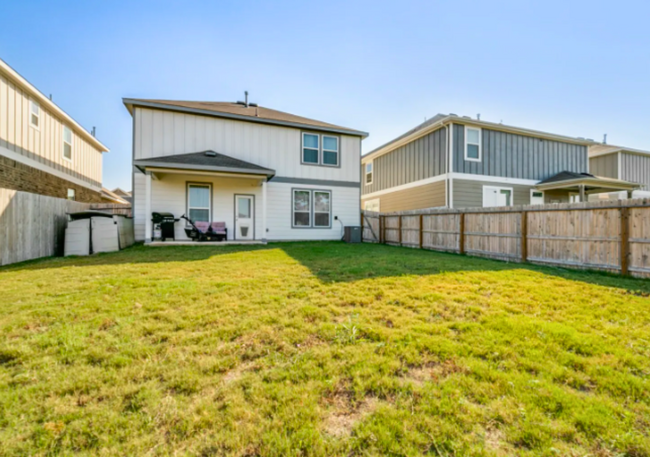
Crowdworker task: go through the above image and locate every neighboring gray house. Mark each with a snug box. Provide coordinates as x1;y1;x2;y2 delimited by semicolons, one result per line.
589;144;650;200
361;114;638;212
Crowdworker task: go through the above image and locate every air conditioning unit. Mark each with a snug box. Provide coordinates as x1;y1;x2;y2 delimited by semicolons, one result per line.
343;226;361;243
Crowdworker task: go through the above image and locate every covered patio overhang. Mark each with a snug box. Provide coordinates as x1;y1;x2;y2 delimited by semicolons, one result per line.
535;171;641;202
134;150;275;243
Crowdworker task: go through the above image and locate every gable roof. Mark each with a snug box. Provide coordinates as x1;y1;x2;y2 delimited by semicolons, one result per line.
589;143;650;158
123;99;368;138
101;188;130;204
134;150;276;177
535;170;640;191
537;171;595;185
363;114;595;161
0;58;109;153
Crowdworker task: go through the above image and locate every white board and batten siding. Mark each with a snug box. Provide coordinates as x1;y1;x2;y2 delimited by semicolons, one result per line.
0;70;105;190
133;108;361;182
132;107;362;242
133;174;359;242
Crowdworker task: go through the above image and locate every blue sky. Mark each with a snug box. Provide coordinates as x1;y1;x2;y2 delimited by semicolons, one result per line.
2;0;649;190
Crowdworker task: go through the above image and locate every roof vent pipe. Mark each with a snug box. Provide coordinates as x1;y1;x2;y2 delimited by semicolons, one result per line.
477;113;481;120
91;126;96;137
245;90;249;107
603;134;607;144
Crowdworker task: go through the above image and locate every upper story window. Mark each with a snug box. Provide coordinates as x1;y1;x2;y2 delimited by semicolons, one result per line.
465;127;481;162
302;133;319;164
30;101;40;129
301;132;339;167
62;126;73;161
365;161;373;185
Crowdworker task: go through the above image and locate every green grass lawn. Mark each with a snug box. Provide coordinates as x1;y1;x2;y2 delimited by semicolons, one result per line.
1;242;650;456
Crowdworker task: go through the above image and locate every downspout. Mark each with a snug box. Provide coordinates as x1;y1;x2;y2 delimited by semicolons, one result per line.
448;123;454;208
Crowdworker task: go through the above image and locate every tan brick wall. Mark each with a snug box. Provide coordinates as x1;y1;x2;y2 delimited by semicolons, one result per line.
0;155;103;203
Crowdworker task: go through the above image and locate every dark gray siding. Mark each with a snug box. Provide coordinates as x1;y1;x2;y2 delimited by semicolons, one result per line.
452;124;588;180
362;127;446;195
589;154;618;178
362;180;446;212
621;153;650;190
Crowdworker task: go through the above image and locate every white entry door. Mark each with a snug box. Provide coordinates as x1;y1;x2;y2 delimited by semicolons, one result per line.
483;186;513;207
235;195;254;240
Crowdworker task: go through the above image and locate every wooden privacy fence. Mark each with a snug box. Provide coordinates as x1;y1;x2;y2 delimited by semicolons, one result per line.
0;188;90;266
90;203;132;217
362;198;650;278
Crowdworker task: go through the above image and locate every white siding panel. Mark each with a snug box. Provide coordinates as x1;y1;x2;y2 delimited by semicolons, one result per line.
0;69;104;188
266;182;360;241
132;172;361;242
133;108;362;183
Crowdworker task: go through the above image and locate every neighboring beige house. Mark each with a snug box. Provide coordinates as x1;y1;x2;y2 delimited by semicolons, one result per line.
0;58;109;202
589;143;650;200
101;187;130;204
362;114;638;212
124;98;367;242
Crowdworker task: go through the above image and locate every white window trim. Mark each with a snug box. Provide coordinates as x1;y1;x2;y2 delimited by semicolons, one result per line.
464;126;482;162
569;192;580;203
365;161;373;185
530;189;544;205
483;185;513;207
292;189;312;228
321;135;339;167
301;132;340;167
364;198;380;212
313;190;332;227
301;132;320;165
292;189;332;228
62;126;73;162
186;183;212;224
29;100;40;130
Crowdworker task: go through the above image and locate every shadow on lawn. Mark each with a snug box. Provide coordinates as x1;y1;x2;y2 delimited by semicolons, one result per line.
2;241;650;294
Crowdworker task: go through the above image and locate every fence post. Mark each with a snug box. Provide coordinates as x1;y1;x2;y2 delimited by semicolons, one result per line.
381;216;386;244
621;206;630;275
419;214;423;249
361;211;365;242
459;212;465;254
521;211;528;262
398;215;402;246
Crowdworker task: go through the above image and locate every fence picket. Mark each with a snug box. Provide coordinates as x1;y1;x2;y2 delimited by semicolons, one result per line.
361;198;650;278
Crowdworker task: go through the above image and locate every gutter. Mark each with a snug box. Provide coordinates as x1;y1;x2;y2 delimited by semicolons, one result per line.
134;161;276;178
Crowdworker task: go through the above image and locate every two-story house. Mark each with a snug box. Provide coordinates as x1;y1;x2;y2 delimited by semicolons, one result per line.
124;98;367;242
361;114;638;212
589;143;650;200
0;58;109;202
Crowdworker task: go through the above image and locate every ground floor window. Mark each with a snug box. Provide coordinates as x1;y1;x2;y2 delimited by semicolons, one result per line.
292;189;331;228
364;198;380;212
530;190;544;205
187;183;211;222
483;185;513;207
67;188;76;201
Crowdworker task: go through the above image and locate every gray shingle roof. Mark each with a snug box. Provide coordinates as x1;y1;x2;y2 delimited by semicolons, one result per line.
134;151;276;177
123;99;368;137
537;171;595;185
